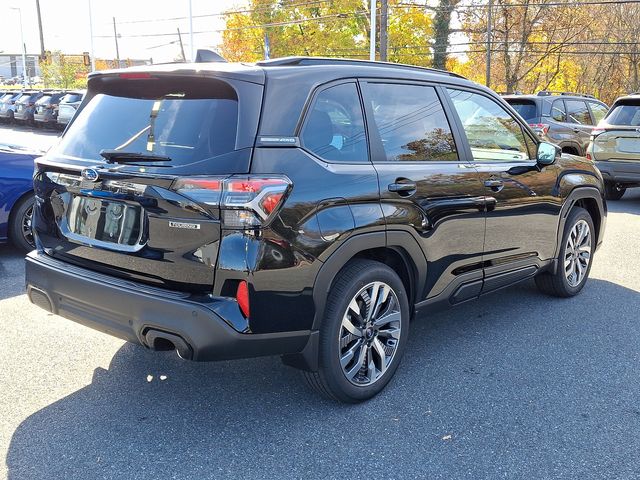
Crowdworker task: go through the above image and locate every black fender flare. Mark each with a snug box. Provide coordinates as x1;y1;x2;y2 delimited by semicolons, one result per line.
311;230;427;331
552;186;606;266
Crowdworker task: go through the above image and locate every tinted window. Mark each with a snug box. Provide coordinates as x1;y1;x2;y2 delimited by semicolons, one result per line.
551;100;566;122
61;93;83;103
366;83;457;161
566;100;592;125
35;96;52;106
589;102;608;124
506;100;537;121
448;89;531;161
301;82;367;163
55;90;238;167
606;101;640;126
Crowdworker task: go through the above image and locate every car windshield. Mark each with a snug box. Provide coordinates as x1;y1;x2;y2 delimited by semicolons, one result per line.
53;90;238;167
506;100;537;121
605;102;640;126
36;96;52;106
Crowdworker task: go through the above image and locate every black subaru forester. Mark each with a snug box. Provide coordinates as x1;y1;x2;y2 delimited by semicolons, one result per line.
26;57;606;403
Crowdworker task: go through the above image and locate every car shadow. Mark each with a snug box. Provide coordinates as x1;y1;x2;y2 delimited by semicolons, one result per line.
0;245;25;301
607;187;640;214
6;278;640;479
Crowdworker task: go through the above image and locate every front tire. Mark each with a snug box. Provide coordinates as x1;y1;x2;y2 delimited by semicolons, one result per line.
535;207;594;297
9;196;35;253
303;259;410;403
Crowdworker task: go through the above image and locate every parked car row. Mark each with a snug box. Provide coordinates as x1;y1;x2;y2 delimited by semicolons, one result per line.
0;89;85;128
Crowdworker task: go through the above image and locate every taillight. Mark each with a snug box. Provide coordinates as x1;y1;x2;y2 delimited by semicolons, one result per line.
586;153;592;161
529;123;550;136
172;175;291;229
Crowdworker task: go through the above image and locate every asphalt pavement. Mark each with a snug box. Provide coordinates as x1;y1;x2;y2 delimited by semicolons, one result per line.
1;182;639;479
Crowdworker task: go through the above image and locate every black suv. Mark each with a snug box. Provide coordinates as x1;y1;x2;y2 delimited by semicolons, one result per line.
503;91;608;157
26;58;606;402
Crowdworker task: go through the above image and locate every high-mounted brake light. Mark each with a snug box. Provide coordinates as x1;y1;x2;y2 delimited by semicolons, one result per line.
172;175;291;229
118;72;153;79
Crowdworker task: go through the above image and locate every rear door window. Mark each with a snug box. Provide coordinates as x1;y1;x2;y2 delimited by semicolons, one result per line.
365;83;458;162
566;100;592;125
300;82;368;163
551;100;567;122
506;100;537;122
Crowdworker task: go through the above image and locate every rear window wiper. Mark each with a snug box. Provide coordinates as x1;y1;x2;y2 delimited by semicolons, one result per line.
99;149;172;164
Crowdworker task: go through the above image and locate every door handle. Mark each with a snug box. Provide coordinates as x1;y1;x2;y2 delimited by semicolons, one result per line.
388;181;417;195
484;179;504;192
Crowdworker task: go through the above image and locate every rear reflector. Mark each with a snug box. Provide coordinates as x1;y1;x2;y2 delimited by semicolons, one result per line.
237;281;250;318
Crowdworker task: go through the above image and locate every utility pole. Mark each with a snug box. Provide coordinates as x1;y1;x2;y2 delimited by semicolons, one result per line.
35;0;45;58
188;0;194;61
369;0;377;61
88;0;96;71
10;8;27;88
113;17;121;68
380;0;388;62
485;0;493;88
177;28;186;62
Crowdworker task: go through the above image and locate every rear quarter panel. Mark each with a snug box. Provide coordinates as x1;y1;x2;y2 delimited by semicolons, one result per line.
0;151;37;241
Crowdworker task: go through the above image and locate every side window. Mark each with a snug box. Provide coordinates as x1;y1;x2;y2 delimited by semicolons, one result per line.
301;82;368;163
589;102;608;124
366;83;458;161
551;100;567;122
566;100;592;125
447;89;532;162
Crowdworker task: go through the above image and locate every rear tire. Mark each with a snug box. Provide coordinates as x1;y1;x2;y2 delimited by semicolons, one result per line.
535;207;594;298
9;196;35;253
303;259;410;403
604;182;626;201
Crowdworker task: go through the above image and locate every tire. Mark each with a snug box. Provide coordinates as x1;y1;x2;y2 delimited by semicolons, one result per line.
535;207;595;297
9;195;35;253
303;259;410;403
604;182;626;201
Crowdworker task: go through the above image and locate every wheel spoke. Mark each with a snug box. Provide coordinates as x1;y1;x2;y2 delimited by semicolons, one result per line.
372;338;387;375
340;339;363;368
344;341;367;380
365;283;380;323
342;315;363;337
373;310;400;329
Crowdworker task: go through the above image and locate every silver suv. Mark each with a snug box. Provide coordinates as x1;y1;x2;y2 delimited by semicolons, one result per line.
503;91;608;157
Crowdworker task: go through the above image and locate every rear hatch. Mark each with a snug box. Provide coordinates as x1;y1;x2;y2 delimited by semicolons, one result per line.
592;99;640;162
34;69;264;292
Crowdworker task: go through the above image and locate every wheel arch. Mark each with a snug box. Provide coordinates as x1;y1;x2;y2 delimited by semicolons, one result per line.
7;189;34;242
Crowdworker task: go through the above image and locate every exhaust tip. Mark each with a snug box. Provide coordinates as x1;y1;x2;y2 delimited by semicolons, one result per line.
142;328;193;360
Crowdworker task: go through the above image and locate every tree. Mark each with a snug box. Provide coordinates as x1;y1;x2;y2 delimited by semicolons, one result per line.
40;52;88;89
220;0;433;66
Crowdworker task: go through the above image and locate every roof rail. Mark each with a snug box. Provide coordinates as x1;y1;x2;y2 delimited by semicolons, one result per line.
255;56;466;79
537;90;596;99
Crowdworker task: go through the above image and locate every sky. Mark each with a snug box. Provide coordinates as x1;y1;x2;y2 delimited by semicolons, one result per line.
2;0;246;63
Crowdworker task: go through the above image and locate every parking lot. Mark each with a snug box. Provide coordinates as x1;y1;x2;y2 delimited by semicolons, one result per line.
1;125;640;479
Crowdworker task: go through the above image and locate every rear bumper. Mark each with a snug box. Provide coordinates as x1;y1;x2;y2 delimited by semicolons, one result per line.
34;113;56;123
596;160;640;185
25;251;310;361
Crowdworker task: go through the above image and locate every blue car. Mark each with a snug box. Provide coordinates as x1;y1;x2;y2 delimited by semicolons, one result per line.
0;143;41;252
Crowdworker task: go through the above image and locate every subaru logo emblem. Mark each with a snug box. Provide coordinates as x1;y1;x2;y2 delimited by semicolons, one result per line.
81;168;99;182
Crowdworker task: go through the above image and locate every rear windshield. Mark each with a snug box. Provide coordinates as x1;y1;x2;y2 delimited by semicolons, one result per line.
505;100;537;121
53;79;239;167
36;96;52;105
606;102;640;126
61;93;83;103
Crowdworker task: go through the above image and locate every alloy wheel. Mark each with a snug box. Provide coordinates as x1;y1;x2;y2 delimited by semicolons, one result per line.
22;204;34;248
338;281;402;386
564;219;591;287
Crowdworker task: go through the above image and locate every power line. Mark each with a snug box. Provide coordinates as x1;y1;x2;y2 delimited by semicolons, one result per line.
394;0;640;10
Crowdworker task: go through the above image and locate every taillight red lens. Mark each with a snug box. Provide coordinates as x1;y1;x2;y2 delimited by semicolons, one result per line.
172;175;291;228
529;123;550;135
236;281;250;318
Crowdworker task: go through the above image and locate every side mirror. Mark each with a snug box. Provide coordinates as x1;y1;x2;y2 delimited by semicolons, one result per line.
537;141;559;165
